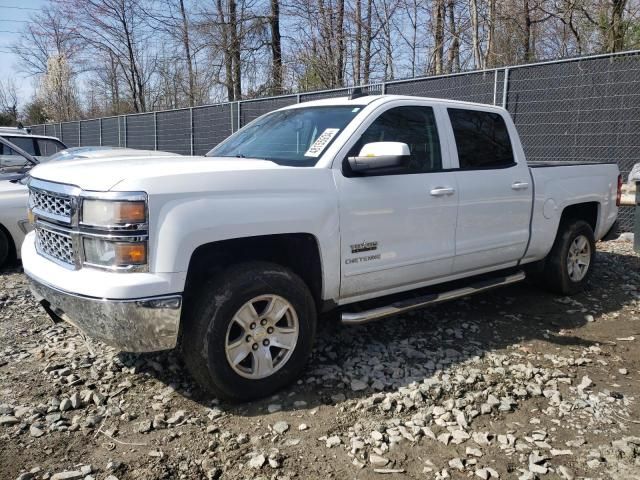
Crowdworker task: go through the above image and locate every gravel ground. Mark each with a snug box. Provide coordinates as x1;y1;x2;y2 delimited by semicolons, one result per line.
1;238;639;480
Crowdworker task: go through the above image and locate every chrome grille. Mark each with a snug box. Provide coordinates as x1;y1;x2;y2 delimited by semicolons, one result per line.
30;189;72;220
35;227;74;267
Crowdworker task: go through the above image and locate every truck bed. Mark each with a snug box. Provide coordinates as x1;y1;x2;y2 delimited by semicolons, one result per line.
523;161;619;265
529;161;617;168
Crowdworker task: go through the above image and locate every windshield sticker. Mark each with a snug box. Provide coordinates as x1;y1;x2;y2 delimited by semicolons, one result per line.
304;128;340;157
352;107;361;112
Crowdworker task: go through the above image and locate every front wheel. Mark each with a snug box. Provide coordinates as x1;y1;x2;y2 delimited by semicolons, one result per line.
542;219;596;295
181;261;317;402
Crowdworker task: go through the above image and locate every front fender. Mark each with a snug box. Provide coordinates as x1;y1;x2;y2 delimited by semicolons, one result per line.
144;168;341;301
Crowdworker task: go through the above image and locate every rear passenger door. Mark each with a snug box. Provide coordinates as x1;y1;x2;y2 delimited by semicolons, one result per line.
446;108;532;273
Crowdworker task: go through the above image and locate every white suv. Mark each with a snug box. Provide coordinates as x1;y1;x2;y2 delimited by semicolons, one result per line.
0;127;67;172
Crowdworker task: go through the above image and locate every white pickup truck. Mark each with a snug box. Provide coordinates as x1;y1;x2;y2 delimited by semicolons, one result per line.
20;95;621;401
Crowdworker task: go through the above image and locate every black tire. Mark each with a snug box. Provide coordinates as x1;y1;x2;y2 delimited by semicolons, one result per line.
0;229;9;269
181;261;317;402
542;219;596;295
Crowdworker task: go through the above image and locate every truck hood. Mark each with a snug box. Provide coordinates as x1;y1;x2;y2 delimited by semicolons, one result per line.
29;155;280;191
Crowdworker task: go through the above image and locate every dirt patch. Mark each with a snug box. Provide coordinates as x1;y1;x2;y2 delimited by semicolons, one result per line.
1;239;639;480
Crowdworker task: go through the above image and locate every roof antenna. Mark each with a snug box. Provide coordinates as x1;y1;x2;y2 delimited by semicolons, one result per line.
350;87;367;100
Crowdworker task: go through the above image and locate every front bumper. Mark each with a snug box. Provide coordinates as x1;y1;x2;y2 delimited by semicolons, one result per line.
29;277;182;352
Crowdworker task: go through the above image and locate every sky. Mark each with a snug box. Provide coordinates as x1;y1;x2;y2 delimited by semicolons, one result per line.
0;0;48;106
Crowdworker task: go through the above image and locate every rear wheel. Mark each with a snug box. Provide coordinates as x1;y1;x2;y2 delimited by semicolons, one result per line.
541;219;595;295
181;261;317;401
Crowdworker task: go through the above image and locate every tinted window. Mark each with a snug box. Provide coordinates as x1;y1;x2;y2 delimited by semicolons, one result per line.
351;106;442;173
4;136;36;155
37;139;65;157
448;108;514;169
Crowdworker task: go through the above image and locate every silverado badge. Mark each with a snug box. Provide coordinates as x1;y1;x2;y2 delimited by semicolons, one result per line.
350;240;378;254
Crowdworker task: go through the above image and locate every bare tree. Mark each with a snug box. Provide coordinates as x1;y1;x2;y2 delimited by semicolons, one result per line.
0;78;19;126
12;5;81;77
57;0;154;112
39;55;80;121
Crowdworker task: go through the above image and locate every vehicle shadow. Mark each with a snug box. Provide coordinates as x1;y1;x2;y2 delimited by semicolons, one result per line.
116;246;639;416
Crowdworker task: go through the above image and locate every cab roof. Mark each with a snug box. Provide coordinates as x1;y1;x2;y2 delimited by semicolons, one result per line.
281;94;506;112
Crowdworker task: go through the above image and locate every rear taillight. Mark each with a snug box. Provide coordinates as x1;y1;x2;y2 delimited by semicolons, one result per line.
616;174;622;207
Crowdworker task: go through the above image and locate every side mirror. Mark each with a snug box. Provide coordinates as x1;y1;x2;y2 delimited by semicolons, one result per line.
348;142;410;172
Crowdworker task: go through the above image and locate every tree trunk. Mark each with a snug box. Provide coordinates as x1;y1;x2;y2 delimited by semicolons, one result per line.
434;0;444;75
354;0;362;83
470;0;482;69
410;0;417;77
446;0;459;73
229;0;241;100
363;0;373;83
216;0;234;100
269;0;283;93
484;0;495;67
523;0;533;62
179;0;195;106
608;0;627;52
336;0;345;86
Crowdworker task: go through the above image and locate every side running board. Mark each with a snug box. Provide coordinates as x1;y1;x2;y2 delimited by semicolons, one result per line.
341;271;526;325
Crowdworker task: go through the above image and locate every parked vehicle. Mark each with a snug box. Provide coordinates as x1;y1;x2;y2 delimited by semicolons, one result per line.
0;138;178;268
19;95;621;401
0;126;67;172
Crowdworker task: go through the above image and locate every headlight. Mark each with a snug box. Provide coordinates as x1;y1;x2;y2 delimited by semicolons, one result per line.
83;237;147;268
82;199;146;227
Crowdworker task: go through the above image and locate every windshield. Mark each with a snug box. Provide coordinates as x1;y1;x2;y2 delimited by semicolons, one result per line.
207;106;364;166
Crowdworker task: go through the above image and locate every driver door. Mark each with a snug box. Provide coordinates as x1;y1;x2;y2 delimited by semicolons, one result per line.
336;103;458;301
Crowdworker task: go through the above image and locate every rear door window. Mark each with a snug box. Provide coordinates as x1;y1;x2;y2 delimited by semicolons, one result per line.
448;109;514;169
36;138;66;157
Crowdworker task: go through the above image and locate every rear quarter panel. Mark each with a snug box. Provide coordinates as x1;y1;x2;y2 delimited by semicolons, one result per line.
524;164;619;262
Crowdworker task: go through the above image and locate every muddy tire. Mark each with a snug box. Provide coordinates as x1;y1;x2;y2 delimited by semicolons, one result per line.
181;261;317;402
542;219;596;295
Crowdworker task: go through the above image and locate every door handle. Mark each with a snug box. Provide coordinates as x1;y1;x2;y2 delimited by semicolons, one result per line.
511;182;529;190
430;187;455;196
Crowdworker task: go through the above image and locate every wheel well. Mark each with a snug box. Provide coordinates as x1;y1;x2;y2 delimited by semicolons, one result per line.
184;233;323;307
559;202;598;232
0;223;16;263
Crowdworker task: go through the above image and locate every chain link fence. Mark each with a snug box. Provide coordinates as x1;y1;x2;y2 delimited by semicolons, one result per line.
30;50;640;231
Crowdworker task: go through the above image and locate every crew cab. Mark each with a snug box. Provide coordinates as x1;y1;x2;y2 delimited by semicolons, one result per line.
20;95;621;401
